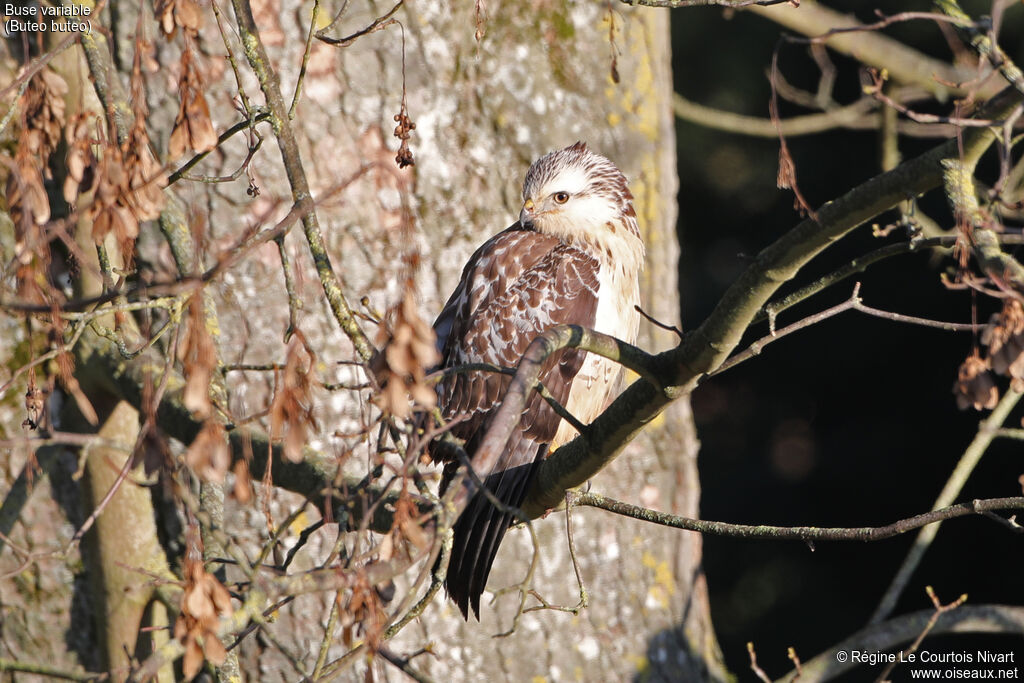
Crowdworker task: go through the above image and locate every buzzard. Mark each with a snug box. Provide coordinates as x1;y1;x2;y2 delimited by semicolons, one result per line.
432;142;645;618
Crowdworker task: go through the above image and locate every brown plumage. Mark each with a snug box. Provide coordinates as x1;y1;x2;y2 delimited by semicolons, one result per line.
432;142;644;618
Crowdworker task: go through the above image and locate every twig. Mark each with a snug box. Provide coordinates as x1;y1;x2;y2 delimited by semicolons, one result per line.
490;519;541;639
290;0;322;118
174;131;264;184
864;69;1005;127
714;283;981;377
569;490;1024;542
0;658;105;681
787;647;803;679
935;0;1024;96
875;587;968;682
748;642;773;683
311;590;343;679
635;304;683;339
165;112;270;185
673;92;953;139
803;10;974;45
377;646;435;683
778;604;1024;681
622;0;791;7
315;0;403;46
522;492;588;615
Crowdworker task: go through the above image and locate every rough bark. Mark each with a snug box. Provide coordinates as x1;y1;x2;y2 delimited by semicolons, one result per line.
0;1;722;680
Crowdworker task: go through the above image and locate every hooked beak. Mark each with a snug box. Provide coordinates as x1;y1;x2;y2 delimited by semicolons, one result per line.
520;198;535;228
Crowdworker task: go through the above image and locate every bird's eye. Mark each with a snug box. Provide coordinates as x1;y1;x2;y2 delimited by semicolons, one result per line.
553;191;570;204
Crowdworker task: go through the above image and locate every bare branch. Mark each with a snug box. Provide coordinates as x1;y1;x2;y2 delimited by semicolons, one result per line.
620;0;793;7
748;2;967;99
777;604;1024;681
674;91;956;139
570;491;1024;542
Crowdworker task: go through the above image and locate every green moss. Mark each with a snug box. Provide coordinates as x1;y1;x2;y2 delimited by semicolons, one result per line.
549;10;575;40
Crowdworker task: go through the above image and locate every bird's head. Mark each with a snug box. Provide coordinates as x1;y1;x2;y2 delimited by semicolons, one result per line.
519;142;640;256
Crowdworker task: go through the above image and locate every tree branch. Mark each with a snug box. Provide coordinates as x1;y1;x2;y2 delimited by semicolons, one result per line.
775;604;1024;682
673;92;954;138
523;86;1024;516
748;2;967;99
569;491;1024;542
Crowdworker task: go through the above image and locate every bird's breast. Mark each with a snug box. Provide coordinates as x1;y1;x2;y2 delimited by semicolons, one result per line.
550;259;641;449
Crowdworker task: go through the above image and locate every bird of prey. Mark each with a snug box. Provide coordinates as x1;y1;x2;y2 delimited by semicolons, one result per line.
431;142;645;619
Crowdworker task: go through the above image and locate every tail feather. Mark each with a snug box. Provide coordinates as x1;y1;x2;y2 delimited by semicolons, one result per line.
443;455;543;619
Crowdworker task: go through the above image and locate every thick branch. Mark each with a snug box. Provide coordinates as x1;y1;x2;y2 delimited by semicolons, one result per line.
523;86;1024;516
73;328;401;534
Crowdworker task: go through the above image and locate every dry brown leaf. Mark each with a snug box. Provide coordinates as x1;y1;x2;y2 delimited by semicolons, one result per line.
982;300;1024;385
184;420;230;482
182;635;204;681
269;338;318;463
63;114;99;204
154;0;203;38
393;490;429;550
15;66;68;180
7;155;50;227
179;295;217;418
953;350;998;411
232;459;253;503
175;554;234;681
371;296;439;418
170;47;217;158
341;576;386;650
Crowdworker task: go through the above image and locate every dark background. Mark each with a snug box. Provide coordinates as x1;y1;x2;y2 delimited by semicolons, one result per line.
671;2;1024;679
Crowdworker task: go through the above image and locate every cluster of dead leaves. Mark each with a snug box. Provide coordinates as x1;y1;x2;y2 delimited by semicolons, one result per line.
174;554;233;681
157;0;216;160
62;47;167;256
170;46;217;159
269;337;319;464
84;139;165;255
338;575;388;649
155;0;202;38
954;299;1024;410
371;295;439;419
380;489;429;558
6;66;67;239
3;67;102;428
393;107;415;169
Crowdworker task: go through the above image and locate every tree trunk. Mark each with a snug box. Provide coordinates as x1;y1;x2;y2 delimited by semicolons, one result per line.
0;1;725;679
